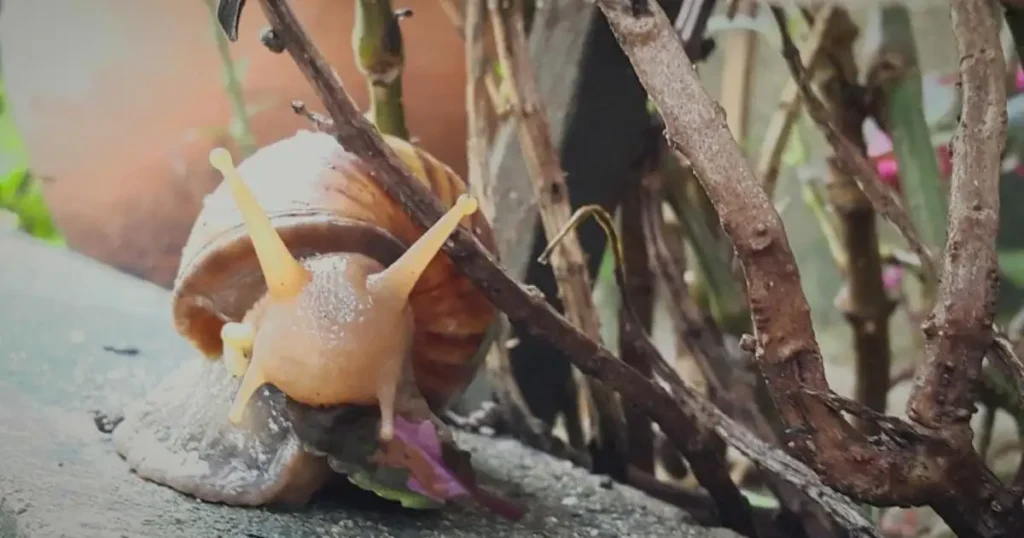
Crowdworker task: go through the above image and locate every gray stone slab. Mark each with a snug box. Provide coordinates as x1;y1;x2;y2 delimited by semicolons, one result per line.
0;230;740;538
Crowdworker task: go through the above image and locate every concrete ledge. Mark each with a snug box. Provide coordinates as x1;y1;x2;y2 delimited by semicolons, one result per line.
0;230;740;538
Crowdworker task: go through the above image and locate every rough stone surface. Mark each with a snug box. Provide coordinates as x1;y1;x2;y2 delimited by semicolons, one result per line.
0;230;741;538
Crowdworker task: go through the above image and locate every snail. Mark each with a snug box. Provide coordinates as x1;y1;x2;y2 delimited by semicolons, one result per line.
112;129;500;508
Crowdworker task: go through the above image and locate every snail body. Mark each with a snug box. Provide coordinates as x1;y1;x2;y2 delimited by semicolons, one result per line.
113;129;498;507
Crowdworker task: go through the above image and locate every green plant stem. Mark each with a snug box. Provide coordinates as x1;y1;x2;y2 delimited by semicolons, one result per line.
353;0;409;139
867;6;947;304
663;158;751;335
204;0;256;156
800;176;847;270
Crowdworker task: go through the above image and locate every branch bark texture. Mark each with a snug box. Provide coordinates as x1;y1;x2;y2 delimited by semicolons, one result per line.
593;0;1024;535
907;0;1007;437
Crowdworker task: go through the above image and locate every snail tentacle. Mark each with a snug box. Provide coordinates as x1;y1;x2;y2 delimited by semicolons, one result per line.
220;321;254;377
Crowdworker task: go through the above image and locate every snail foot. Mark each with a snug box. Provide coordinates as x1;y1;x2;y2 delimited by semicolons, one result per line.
112;357;330;506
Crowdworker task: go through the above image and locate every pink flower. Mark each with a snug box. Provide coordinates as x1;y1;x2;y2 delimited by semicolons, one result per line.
882;265;905;294
874;154;901;189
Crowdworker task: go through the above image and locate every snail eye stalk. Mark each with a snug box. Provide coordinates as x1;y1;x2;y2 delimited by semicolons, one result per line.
366;194;479;441
209;148;311;301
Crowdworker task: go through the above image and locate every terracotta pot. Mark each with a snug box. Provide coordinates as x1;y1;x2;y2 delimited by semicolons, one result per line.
0;0;467;287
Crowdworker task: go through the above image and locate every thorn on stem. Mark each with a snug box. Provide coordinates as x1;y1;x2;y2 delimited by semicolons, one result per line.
290;100;335;132
260;27;285;53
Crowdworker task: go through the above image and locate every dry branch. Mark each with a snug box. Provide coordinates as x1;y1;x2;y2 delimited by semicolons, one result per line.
906;0;1007;437
766;8;937;283
755;6;834;196
463;0;557;461
642;171;848;538
485;0;629;476
593;0;1024;534
543;201;877;538
620;177;656;473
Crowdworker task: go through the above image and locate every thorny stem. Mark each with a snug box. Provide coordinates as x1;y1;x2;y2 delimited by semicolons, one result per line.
485;0;630;478
353;0;410;139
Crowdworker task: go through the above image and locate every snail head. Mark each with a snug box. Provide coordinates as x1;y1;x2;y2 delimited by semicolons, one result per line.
207;148;478;442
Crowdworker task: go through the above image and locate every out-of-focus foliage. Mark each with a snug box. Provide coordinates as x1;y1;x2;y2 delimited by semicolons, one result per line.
0;77;64;245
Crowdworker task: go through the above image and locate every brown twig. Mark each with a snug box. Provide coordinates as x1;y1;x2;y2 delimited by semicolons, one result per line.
290;100;334;132
593;0;1023;534
905;0;1006;437
767;9;938;283
991;336;1024;409
755;6;834;197
620;177;655;474
485;0;629;478
718;0;757;144
463;0;561;465
642;171;848;538
249;0;755;533
623;467;795;538
465;0;492;220
543;204;876;537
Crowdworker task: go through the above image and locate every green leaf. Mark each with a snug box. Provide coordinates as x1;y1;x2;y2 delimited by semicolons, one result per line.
0;77;64;245
781;117;810;168
0;168;65;245
999;249;1024;288
742;489;781;509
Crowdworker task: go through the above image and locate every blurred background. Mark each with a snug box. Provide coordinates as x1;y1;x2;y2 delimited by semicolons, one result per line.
5;2;1024;533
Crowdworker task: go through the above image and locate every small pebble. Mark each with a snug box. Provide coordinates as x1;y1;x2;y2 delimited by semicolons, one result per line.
561;496;578;506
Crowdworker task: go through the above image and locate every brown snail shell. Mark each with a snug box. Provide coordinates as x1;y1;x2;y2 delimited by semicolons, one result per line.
113;130;499;506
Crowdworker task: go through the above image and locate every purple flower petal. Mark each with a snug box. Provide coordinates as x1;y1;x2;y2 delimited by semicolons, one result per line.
390;415;470;501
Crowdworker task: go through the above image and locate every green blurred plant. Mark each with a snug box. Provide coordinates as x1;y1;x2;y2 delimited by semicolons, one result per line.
353;0;411;139
203;0;257;157
0;77;64;246
865;6;947;303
